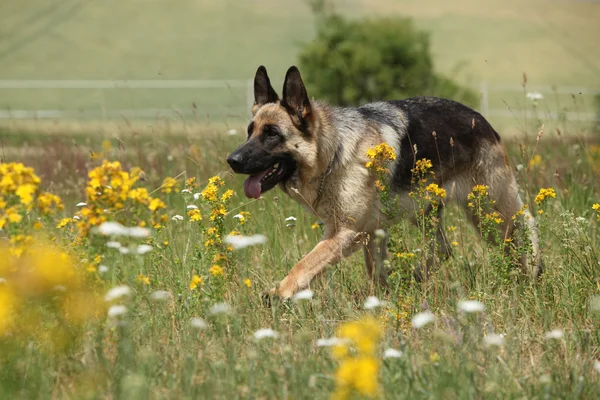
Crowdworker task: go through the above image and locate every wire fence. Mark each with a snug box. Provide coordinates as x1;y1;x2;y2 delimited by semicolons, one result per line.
0;80;598;123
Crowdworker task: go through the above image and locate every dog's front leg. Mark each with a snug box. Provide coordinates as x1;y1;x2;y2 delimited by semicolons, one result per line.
271;228;361;299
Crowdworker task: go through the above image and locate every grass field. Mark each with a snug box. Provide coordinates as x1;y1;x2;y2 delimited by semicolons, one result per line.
0;0;599;132
1;123;599;398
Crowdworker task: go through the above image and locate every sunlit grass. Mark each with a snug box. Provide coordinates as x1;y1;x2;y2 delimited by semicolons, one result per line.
0;123;599;398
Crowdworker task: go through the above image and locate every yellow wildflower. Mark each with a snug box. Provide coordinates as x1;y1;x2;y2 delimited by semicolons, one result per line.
534;187;556;205
149;198;166;211
188;209;202;222
210;206;226;221
137;274;151;285
311;222;320;230
396;252;416;260
189;275;204;290
185;177;197;189
425;183;446;199
161;177;179;193
243;278;252;288
208;176;224;187
209;265;224;276
201;184;218;202
16;184;36;205
333;356;380;400
221;189;234;201
528;154;542;168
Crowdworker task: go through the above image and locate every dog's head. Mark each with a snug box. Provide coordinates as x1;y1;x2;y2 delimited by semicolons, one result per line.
226;66;316;199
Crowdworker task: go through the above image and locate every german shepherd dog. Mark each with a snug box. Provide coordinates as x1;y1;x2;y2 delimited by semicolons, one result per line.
227;65;542;300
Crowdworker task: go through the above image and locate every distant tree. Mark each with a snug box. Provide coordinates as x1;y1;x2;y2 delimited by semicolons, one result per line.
298;2;478;107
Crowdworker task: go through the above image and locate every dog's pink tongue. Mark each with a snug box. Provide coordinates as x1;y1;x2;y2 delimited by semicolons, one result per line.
243;170;269;199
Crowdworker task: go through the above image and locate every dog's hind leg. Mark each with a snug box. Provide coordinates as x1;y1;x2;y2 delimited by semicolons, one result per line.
466;144;542;279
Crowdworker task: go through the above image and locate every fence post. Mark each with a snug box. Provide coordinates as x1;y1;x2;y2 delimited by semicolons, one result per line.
479;81;489;117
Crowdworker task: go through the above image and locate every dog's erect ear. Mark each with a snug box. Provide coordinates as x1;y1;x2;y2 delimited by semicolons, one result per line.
281;66;311;126
253;66;279;113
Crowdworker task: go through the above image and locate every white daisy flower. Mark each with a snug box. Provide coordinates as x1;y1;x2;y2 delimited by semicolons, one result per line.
107;241;122;249
107;305;127;318
253;328;280;340
119;247;131;255
285;216;297;221
225;234;267;250
483;333;505;347
412;311;435;329
209;303;231;315
76;202;87;207
233;214;244;219
383;348;403;359
136;244;153;255
73;215;81;220
127;226;151;238
96;221;129;236
316;337;349;347
181;189;192;194
457;300;486;313
172;215;184;221
187;204;198;210
526;92;543;101
293;289;314;301
95;221;150;238
190;317;208;329
364;296;382;310
193;193;201;200
104;285;132;302
150;290;172;301
545;329;564;340
98;265;109;273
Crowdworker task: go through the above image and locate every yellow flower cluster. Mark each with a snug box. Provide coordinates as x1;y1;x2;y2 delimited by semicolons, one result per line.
365;143;396;173
74;160;167;236
381;296;412;332
467;184;492;209
331;316;382;400
189;275;204;290
412;158;433;175
534;187;556;205
188;209;202;222
528;154;542;168
209;265;224;276
0;162;64;231
0;240;104;350
395;252;416;260
425;183;447;200
484;211;504;225
161;177;179;194
592;203;600;221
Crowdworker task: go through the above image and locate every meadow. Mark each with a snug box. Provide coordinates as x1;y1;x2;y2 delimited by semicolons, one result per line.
1;115;600;399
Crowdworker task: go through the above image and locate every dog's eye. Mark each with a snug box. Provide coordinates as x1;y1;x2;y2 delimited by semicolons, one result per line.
262;125;279;136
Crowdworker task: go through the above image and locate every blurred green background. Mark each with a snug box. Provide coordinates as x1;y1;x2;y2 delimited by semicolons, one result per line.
0;0;599;134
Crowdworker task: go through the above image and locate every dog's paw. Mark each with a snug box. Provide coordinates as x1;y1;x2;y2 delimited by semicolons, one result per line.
261;289;280;308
